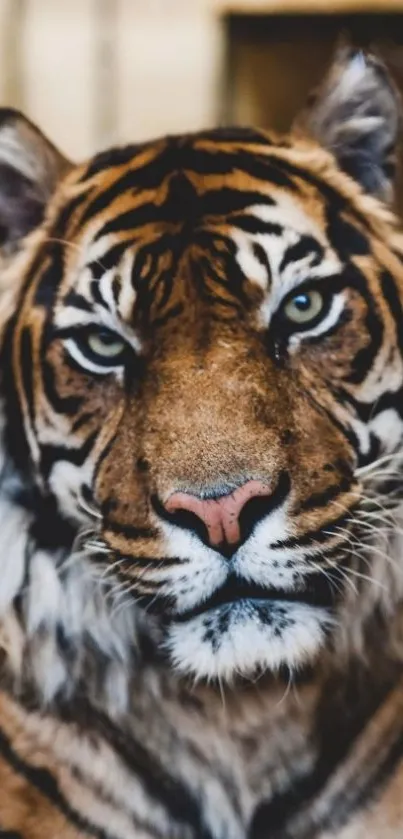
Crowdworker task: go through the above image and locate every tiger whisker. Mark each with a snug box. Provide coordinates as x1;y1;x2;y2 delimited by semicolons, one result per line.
76;495;102;521
306;560;346;597
331;565;360;597
340;565;389;592
355;451;403;477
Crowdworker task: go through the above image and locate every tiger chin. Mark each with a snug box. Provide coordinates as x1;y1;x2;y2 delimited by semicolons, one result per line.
2;47;403;838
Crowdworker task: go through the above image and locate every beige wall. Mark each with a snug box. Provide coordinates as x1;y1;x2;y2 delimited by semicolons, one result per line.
3;0;401;166
0;0;224;161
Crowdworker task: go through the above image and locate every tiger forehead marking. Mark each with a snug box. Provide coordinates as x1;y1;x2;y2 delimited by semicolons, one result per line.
49;140;353;341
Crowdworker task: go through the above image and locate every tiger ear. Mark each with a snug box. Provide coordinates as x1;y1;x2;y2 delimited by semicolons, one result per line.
0;108;71;249
296;49;402;203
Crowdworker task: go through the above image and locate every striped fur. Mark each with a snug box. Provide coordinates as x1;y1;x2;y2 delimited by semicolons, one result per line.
0;50;403;836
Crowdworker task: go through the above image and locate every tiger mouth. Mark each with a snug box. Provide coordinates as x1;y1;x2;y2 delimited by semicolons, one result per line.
168;572;338;624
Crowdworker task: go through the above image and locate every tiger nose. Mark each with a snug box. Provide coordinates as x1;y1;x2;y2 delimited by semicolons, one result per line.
164;480;272;549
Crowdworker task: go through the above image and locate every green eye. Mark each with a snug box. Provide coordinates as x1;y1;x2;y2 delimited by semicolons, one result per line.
64;327;133;374
282;289;324;326
85;330;126;360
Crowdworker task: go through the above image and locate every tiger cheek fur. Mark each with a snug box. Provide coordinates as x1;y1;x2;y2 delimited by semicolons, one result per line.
1;49;403;839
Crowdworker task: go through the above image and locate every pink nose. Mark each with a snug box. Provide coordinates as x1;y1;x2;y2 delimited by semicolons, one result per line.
164;480;272;548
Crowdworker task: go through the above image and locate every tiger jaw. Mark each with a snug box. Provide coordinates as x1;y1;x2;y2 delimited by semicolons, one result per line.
163;599;333;681
95;484;354;679
157;574;337;680
102;519;343;681
94;462;398;681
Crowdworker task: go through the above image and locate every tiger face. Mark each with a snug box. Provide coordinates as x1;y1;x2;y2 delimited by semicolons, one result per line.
1;51;403;681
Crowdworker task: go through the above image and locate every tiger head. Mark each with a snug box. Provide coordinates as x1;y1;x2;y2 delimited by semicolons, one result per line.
1;50;403;684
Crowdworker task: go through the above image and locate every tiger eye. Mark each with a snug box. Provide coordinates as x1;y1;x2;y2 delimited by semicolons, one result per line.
86;330;126;359
283;290;324;325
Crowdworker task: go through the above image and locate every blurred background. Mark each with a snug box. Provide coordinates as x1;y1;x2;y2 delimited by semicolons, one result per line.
1;0;403;164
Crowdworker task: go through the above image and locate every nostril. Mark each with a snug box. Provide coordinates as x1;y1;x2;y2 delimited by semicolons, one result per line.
151;494;211;547
169;509;211;546
152;478;283;554
165;492;225;548
237;472;291;543
238;494;278;545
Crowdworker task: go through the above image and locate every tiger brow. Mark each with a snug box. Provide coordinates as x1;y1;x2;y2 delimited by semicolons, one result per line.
252;242;273;287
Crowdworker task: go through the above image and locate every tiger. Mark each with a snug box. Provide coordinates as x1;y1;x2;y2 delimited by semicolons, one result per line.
0;46;403;838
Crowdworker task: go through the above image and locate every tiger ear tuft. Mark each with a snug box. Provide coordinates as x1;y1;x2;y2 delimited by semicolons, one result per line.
296;49;402;203
0;108;71;249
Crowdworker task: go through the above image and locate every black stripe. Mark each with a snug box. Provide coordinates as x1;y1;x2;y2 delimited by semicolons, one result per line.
191;255;248;310
199;186;277;216
381;268;403;356
148;269;174;314
71;411;96;433
92;428;120;484
270;510;354;550
326;207;371;260
335;262;384;386
52;189;95;239
41;350;83;415
68;765;168;839
252;242;272;286
87;241;131;281
197;126;278;145
63;291;93;313
92;202;164;239
32;242;64;309
302;308;353;348
39;432;98;482
19;327;35;427
295;475;353;513
86;143;297;212
230;216;282;236
15;243;55;304
251;666;401;839
150;303;185;329
81;141;154;181
264;152;374;232
102;518;158;541
302;388;358;453
80;170;152;228
83;147;299;237
0;725;118;839
1;319;32;477
279;235;324;273
312;727;403;837
305;541;350;564
353;727;403;814
81;126;281;187
103;552;185;570
59;700;213;839
93;201;279;243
